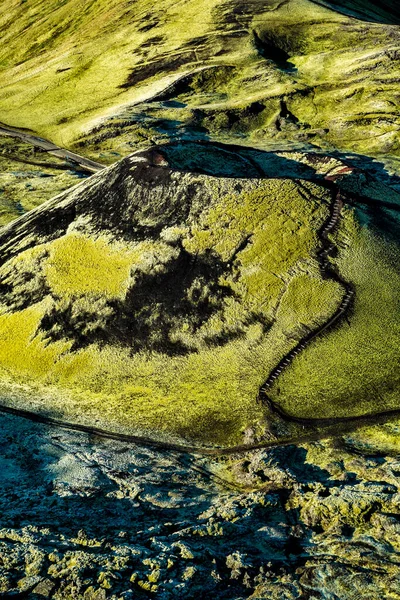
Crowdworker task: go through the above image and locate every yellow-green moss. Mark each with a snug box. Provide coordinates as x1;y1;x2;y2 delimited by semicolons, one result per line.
42;233;178;300
268;211;400;419
45;234;135;299
185;180;327;318
0;0;397;167
0;0;227;144
0;307;267;444
342;421;400;455
277;272;343;330
0;177;347;446
0;301;70;381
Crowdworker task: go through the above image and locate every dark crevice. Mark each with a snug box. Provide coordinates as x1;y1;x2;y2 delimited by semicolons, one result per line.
279;100;299;123
119;53;197;89
253;30;296;71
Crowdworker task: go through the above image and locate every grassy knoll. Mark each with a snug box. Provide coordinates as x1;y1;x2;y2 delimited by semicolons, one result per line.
268;209;400;419
0;170;342;446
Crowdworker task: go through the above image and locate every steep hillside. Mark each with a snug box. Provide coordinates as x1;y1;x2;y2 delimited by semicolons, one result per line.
0;2;399;596
0;142;398;448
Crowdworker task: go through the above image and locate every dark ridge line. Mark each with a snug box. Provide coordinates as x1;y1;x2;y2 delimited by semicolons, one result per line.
157;141;266;178
156;141;400;212
1;130;396;210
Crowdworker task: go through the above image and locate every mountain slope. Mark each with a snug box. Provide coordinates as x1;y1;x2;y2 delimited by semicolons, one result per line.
0;144;346;446
0;0;399;168
0;142;399;447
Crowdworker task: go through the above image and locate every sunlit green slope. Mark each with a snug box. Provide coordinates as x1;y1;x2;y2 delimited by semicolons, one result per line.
0;146;344;446
0;0;399;163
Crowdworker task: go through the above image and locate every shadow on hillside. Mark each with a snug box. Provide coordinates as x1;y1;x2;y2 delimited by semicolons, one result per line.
159;139;400;245
312;0;400;25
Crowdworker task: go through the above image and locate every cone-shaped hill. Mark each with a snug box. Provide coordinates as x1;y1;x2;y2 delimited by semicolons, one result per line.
0;142;399;448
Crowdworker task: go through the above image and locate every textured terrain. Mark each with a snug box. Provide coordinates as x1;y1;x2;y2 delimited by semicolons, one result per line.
0;0;399;598
0;144;337;446
0;0;399;164
2;414;400;599
0;136;90;226
0;143;398;449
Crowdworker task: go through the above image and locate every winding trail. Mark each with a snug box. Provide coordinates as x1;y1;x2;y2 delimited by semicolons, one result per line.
1;401;400;457
259;184;355;405
0;122;105;174
0;179;396;456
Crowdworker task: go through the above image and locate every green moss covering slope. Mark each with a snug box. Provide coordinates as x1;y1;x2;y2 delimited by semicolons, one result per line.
0;0;399;168
0;149;342;446
267;211;400;419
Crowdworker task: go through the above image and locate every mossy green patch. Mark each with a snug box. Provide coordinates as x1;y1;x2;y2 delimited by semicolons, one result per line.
184;180;328;317
342;420;400;456
0;0;229;145
268;210;400;419
45;233;136;299
0;301;70;381
276;272;343;330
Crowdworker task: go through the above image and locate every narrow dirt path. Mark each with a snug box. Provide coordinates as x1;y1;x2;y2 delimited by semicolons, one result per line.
0;144;395;455
0;401;400;457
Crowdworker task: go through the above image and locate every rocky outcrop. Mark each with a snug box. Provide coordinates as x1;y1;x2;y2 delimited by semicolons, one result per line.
1;413;400;599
